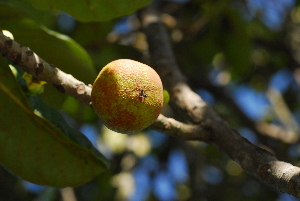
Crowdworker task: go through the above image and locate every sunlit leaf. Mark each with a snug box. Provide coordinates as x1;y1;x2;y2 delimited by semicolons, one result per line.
0;62;109;187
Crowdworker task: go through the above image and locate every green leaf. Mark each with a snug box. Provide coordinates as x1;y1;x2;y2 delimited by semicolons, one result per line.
3;0;59;28
19;0;152;22
0;1;97;108
0;62;109;187
221;8;251;79
0;2;96;84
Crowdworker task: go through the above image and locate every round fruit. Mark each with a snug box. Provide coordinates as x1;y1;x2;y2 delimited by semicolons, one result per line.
91;59;163;134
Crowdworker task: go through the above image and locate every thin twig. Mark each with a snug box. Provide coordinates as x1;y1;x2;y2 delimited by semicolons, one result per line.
151;114;211;141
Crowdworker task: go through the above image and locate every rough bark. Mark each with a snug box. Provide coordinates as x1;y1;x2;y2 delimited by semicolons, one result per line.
0;32;91;105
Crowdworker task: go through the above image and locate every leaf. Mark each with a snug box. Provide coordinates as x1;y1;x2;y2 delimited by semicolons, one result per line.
0;1;97;108
0;2;96;84
3;0;59;28
91;43;143;72
220;8;251;79
0;62;109;187
21;0;152;22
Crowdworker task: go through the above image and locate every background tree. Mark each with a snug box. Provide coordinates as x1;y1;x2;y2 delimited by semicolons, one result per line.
1;0;300;200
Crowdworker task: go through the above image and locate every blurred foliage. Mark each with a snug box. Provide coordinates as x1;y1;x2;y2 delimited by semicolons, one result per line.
1;0;300;200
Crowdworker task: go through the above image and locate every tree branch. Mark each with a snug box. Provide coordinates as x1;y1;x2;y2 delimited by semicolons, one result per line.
0;31;91;105
151;114;211;141
138;8;209;124
139;7;300;197
195;78;299;144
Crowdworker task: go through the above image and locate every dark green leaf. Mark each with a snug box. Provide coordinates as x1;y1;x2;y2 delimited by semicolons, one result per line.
0;63;109;187
221;8;252;79
0;2;96;84
19;0;152;22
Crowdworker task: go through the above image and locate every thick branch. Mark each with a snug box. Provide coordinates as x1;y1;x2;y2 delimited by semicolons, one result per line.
0;31;91;105
139;8;209;124
139;7;300;197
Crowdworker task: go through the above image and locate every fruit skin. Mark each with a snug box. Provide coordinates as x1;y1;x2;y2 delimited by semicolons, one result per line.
91;59;163;134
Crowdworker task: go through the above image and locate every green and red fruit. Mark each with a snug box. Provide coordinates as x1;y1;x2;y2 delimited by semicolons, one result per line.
91;59;163;134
